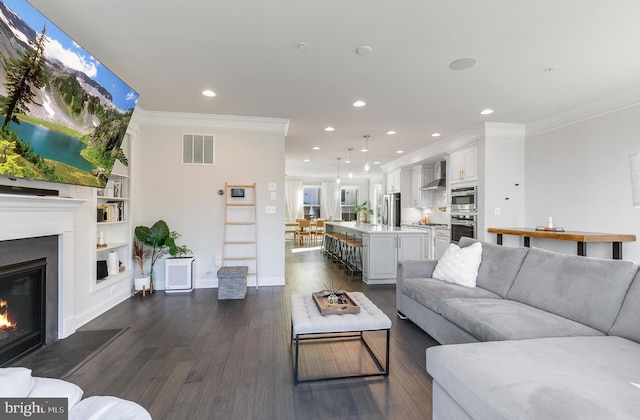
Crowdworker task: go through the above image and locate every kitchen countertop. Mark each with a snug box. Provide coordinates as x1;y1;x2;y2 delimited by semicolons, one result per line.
325;222;430;234
401;223;450;230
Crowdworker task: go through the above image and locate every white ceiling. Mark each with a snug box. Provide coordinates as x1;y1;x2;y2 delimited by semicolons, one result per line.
28;0;640;178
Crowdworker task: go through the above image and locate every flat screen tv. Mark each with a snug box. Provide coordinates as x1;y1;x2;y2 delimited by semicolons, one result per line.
0;0;138;189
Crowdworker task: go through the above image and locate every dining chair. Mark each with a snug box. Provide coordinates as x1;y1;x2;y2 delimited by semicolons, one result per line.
312;220;325;246
293;218;306;243
297;219;312;246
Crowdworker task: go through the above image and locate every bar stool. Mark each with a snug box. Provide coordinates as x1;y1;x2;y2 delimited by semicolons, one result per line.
323;231;338;258
344;237;363;278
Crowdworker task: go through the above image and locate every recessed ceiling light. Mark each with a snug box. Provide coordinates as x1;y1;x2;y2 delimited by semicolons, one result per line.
353;100;366;107
312;146;320;150
324;126;335;132
361;148;367;152
387;130;396;135
303;159;310;162
480;109;494;115
432;133;441;137
374;161;380;165
201;90;216;97
396;150;404;154
449;57;477;71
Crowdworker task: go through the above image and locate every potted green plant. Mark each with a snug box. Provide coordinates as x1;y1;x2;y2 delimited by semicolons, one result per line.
132;238;152;293
133;220;191;291
353;201;368;224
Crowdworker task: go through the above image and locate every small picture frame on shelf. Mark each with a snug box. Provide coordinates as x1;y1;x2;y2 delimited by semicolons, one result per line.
112;179;123;198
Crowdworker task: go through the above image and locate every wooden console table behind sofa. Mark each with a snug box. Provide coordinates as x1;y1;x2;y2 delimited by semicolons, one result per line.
488;227;636;260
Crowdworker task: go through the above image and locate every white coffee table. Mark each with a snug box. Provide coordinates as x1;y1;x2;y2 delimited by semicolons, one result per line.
289;291;392;384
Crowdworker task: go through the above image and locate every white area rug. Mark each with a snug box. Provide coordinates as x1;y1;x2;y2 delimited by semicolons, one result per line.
291;246;322;253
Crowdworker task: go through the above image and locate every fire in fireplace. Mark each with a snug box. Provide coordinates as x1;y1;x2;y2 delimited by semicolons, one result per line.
0;259;46;365
0;299;17;330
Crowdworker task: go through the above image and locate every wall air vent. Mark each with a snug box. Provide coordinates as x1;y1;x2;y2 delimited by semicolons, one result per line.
182;134;215;164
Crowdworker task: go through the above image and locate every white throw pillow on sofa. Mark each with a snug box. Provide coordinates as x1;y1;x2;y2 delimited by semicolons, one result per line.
432;242;482;288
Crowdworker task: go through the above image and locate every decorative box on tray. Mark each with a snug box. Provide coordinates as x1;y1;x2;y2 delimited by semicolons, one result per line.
312;290;361;315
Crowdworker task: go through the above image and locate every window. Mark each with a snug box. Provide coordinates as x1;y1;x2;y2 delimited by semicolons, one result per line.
303;186;321;219
340;186;359;221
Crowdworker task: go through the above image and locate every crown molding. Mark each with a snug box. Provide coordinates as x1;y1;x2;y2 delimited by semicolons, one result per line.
526;87;640;137
484;122;525;138
131;107;290;135
380;126;484;172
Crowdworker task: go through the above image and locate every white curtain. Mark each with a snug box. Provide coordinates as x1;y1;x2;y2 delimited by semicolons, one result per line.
284;181;304;223
321;182;341;220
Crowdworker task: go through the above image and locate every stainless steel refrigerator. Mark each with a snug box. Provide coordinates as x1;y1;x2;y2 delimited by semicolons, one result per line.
382;193;401;227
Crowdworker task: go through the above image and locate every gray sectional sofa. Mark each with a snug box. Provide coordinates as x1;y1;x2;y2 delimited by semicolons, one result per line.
397;237;640;419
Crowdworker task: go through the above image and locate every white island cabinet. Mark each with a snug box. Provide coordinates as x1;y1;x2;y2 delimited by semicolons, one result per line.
364;234;398;281
325;222;427;285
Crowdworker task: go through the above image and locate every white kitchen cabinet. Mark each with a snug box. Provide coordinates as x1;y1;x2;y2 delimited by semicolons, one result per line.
363;234;398;281
410;166;433;208
410;166;422;207
385;169;401;193
398;234;424;262
449;145;478;185
424;230;435;259
435;229;451;260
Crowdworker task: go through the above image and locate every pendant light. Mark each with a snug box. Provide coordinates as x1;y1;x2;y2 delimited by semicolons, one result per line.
348;148;354;178
336;157;342;184
363;134;370;172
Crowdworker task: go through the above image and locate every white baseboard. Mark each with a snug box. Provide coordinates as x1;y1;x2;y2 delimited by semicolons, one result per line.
194;276;285;289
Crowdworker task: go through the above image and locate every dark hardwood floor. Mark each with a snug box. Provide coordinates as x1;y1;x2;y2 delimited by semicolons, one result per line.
64;240;437;419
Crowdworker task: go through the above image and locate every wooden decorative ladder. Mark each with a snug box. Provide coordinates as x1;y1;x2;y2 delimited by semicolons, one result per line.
222;182;258;288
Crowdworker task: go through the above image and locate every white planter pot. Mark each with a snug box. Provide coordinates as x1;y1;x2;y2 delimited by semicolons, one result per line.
134;276;151;291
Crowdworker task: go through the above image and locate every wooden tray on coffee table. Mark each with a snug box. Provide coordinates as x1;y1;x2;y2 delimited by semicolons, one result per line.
312;290;361;315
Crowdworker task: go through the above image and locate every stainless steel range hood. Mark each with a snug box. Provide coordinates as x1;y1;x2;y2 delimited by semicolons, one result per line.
421;161;446;190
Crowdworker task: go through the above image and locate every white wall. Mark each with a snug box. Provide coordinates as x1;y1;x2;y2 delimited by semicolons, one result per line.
480;123;526;244
525;105;640;263
133;111;288;288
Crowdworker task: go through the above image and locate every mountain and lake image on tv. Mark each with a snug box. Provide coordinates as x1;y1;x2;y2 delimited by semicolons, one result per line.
0;0;139;189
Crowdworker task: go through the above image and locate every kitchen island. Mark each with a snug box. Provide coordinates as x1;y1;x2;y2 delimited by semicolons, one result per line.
325;222;429;284
488;227;636;260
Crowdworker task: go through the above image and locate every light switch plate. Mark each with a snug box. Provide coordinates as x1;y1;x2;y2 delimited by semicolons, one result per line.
265;205;276;214
270;191;276;200
267;182;276;191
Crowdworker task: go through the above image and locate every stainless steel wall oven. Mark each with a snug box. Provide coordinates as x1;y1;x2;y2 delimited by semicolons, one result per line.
451;213;477;243
451;186;477;213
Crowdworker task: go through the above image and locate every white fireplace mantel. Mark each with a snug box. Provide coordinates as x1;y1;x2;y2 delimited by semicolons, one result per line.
0;193;86;338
